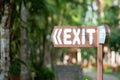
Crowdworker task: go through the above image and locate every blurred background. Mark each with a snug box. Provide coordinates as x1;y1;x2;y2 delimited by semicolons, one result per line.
0;0;120;80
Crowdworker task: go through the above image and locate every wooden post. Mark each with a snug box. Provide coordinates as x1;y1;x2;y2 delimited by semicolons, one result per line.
97;27;103;80
97;44;103;80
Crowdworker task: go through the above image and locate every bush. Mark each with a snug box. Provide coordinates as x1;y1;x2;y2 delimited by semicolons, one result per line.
117;65;120;72
35;67;54;80
9;58;26;80
80;75;93;80
9;58;26;74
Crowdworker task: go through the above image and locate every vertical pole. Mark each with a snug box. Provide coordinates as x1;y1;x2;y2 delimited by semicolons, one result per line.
97;27;103;80
97;44;103;80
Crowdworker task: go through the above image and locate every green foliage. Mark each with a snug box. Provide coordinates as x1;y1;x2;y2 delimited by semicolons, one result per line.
104;6;119;27
35;67;54;80
117;65;120;72
28;0;48;15
30;51;44;72
9;58;26;74
109;30;120;52
103;65;120;79
10;24;21;59
80;75;93;80
81;48;97;60
104;66;112;74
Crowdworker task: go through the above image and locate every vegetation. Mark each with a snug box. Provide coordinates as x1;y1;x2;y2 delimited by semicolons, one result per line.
9;58;26;74
114;72;120;80
35;67;54;80
0;0;120;80
80;75;93;80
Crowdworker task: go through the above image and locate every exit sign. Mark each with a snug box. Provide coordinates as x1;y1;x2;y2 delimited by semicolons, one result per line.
51;26;97;47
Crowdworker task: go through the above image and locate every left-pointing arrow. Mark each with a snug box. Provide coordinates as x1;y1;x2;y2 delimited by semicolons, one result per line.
53;29;58;44
57;29;62;44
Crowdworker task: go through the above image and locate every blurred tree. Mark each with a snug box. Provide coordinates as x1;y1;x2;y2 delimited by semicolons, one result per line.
20;0;30;80
0;0;14;79
109;30;120;52
104;6;119;27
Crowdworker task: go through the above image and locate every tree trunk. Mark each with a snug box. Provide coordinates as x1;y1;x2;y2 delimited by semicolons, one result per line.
0;2;10;80
96;0;104;18
20;1;30;80
44;15;51;68
44;39;51;68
